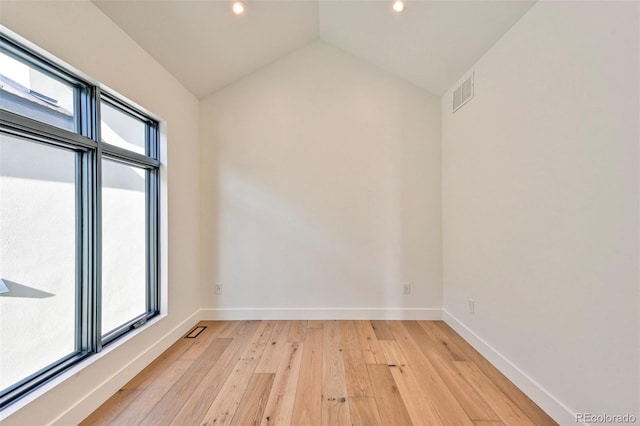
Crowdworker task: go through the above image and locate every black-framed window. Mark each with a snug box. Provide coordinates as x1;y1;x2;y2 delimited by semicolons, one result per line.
0;32;160;410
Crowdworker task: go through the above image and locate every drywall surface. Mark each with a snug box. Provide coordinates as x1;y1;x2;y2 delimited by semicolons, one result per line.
442;1;639;420
201;41;441;316
0;0;201;423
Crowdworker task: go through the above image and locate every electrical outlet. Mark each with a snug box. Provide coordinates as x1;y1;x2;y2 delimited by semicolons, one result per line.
403;283;411;294
215;284;222;295
468;299;475;315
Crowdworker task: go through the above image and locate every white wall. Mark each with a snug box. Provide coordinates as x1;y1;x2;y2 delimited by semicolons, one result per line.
0;0;201;424
442;1;639;422
201;41;441;318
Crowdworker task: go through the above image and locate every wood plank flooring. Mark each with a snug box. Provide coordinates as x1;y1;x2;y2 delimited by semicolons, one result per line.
81;321;557;426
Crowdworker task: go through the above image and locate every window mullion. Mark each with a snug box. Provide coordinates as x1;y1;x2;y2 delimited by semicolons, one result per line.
75;152;83;354
146;169;154;315
0;110;97;151
93;87;103;352
100;144;160;168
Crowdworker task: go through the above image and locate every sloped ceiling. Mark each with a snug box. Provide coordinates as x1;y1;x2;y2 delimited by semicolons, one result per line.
93;0;535;99
320;1;535;95
92;0;320;98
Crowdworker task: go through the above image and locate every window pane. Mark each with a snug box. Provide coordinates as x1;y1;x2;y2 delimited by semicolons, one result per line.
100;102;146;155
0;50;77;132
101;159;146;335
0;133;77;391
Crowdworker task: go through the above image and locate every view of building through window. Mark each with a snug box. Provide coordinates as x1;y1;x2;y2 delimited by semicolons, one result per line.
0;50;76;131
101;159;147;335
0;134;77;391
0;36;160;408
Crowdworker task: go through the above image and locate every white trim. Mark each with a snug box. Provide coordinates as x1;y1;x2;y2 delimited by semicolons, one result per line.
48;310;201;425
442;310;579;425
201;307;442;320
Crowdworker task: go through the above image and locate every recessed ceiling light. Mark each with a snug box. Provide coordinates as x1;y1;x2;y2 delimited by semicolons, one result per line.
392;0;405;13
232;0;246;15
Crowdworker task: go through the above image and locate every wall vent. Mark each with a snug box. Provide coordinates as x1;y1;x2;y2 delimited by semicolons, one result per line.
453;72;474;112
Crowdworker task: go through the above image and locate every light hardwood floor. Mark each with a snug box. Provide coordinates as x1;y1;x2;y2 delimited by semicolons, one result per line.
81;320;557;426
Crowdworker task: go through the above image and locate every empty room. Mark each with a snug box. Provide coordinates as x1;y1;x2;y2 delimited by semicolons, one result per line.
0;0;638;424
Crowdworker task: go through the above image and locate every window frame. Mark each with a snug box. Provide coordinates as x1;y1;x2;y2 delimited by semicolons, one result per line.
0;32;161;409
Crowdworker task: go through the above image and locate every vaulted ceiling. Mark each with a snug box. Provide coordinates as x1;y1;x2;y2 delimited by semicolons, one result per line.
93;0;535;99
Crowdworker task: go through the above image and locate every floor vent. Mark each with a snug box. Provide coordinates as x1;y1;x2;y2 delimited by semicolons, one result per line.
185;325;206;338
453;72;474;112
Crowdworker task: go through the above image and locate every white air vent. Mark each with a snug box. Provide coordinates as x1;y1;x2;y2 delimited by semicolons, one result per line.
453;72;474;112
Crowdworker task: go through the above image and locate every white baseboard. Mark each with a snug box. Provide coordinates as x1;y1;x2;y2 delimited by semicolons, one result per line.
442;310;578;425
50;310;202;425
201;307;442;320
